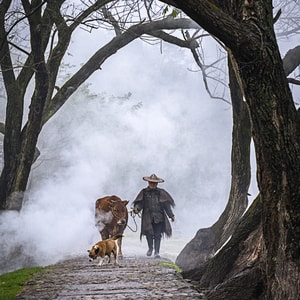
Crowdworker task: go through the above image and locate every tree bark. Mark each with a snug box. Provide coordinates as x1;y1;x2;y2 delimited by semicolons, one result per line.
168;1;300;298
239;44;300;299
7;0;49;208
0;0;23;209
184;196;263;300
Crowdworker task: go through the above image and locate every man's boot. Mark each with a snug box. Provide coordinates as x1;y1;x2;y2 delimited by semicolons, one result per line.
154;237;161;258
146;235;153;256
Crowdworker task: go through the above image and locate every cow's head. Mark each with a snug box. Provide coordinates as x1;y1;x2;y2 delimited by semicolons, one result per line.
109;199;129;226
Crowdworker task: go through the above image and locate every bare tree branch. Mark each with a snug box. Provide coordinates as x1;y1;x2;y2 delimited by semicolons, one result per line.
149;29;200;49
0;0;47;52
287;77;300;85
102;4;122;35
43;17;201;124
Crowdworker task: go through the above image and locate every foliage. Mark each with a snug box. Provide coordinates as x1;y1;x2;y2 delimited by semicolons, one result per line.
0;267;44;300
162;5;180;18
160;261;182;273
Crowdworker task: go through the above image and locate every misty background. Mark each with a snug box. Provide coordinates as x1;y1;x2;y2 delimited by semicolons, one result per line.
0;27;262;274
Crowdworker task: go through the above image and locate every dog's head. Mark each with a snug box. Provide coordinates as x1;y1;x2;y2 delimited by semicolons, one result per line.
87;244;101;261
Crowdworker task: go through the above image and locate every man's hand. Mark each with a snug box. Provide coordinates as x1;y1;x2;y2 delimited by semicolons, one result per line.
171;216;175;222
133;207;140;214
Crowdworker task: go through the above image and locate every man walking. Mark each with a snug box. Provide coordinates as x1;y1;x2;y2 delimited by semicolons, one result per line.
132;174;175;258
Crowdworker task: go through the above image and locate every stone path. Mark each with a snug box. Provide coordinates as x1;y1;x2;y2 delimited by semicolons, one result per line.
16;255;206;299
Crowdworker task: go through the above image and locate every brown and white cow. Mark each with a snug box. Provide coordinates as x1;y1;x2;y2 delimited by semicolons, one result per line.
95;195;129;258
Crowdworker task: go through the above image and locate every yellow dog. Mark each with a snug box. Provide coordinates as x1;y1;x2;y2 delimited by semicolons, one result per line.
88;234;123;266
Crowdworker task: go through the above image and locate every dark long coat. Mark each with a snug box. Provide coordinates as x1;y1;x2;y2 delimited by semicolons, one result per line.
133;187;175;239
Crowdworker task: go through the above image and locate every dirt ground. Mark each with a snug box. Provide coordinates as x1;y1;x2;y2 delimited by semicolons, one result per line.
16;255;206;299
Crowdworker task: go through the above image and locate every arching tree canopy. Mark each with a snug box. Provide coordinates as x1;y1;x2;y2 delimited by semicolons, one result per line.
0;0;203;209
1;1;300;299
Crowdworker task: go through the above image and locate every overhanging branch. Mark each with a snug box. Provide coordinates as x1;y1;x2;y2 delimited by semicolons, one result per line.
287;78;300;85
42;17;201;125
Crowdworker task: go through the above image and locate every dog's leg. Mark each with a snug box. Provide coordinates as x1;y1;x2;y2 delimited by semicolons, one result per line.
98;257;104;266
112;249;119;266
117;238;123;259
114;240;120;266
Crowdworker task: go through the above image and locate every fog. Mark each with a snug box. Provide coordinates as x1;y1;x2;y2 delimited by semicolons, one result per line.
1;30;261;274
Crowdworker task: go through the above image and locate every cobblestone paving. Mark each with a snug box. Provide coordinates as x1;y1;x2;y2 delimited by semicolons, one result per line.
16;255;206;299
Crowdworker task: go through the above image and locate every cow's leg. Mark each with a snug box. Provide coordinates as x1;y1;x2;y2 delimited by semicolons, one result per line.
95;215;105;236
100;229;109;240
95;209;113;239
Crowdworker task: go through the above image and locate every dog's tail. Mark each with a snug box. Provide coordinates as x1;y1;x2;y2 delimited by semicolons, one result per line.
111;234;123;240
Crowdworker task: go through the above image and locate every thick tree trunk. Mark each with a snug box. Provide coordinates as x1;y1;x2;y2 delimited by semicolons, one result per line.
0;2;23;209
236;38;300;300
0;1;49;210
184;196;263;300
176;57;251;272
168;1;300;298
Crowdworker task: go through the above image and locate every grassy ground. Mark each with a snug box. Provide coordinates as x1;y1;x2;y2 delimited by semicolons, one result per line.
0;267;44;300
